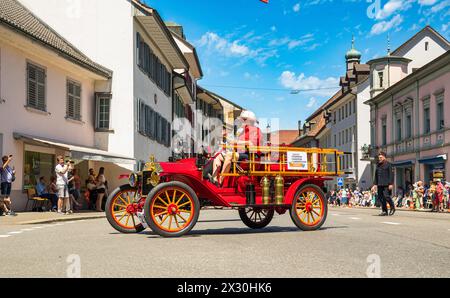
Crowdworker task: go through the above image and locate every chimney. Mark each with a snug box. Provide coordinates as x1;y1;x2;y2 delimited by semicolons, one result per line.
165;22;185;39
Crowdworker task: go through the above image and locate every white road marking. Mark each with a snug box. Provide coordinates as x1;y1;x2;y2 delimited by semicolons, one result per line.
331;213;340;216
0;235;11;238
21;228;34;232
382;222;401;225
349;217;361;220
8;231;22;234
31;227;43;229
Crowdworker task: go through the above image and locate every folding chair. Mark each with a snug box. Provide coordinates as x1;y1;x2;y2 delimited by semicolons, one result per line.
25;188;49;212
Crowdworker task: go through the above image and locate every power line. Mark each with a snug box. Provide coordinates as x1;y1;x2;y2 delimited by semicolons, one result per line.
201;84;339;93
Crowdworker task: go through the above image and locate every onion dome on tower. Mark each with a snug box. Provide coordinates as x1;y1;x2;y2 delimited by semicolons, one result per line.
345;36;361;71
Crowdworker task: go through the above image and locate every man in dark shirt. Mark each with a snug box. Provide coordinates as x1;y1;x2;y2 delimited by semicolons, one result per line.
372;151;395;216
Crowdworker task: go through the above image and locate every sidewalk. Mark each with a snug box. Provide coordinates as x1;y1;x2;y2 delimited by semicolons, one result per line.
0;210;105;225
335;205;450;214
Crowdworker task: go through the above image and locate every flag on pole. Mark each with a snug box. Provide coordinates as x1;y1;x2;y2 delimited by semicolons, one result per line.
260;0;269;3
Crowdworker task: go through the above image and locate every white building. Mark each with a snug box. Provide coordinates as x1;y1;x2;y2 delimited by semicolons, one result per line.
326;26;449;191
0;0;137;211
20;0;191;165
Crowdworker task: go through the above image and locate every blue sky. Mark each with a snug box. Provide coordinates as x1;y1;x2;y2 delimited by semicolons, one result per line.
146;0;450;130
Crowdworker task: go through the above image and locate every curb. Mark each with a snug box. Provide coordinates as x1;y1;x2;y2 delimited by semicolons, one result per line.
19;214;106;225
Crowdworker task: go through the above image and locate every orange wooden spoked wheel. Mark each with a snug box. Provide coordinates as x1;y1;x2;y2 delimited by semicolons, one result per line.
105;185;145;234
290;184;327;231
144;182;200;238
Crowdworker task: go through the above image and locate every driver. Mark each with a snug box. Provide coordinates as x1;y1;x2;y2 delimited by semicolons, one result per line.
218;110;262;185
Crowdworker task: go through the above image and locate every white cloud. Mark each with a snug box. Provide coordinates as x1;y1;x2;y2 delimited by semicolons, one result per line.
370;15;403;35
374;0;413;20
270;26;277;32
279;71;339;97
293;3;301;12
418;0;437;5
306;97;318;109
430;0;450;12
230;41;250;56
268;34;315;50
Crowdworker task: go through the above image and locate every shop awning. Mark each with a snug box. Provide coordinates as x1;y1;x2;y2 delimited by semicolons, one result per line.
418;155;447;164
392;160;414;167
13;133;136;165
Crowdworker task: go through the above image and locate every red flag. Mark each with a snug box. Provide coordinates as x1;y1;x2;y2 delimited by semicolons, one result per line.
260;0;269;3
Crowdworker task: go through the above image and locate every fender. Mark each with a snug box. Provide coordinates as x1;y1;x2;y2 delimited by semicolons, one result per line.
284;178;326;204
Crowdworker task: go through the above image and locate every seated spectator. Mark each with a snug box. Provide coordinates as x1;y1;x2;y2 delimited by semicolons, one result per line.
46;177;58;211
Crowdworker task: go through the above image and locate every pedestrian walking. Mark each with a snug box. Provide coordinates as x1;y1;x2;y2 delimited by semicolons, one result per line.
0;155;17;216
371;152;395;216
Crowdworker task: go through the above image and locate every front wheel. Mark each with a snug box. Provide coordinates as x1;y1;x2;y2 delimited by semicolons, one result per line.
144;182;200;238
239;208;274;229
290;184;327;231
105;185;145;234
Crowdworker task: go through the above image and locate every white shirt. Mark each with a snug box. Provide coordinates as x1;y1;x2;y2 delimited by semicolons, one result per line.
55;164;68;186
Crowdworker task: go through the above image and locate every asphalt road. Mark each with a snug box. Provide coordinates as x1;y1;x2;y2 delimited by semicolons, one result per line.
1;207;449;278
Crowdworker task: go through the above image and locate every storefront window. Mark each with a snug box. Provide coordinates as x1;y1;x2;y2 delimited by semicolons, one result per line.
23;151;55;189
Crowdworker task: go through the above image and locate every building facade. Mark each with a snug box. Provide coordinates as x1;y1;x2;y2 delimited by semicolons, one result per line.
366;51;450;190
0;0;138;211
20;0;191;165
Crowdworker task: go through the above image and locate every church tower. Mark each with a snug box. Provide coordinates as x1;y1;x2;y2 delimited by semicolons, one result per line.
345;36;361;71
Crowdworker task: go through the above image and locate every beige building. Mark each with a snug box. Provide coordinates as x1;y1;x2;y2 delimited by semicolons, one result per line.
0;0;136;211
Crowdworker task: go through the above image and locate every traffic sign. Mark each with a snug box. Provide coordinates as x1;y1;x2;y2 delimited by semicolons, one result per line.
337;177;344;187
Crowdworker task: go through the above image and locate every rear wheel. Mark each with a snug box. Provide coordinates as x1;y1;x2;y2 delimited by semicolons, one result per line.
290;184;327;231
105;185;145;234
239;208;274;229
144;182;200;238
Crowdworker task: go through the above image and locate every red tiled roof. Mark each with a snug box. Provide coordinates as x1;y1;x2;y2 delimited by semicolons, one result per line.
268;130;299;145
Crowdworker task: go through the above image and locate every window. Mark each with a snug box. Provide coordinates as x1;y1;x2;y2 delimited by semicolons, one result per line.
334;134;336;147
27;63;46;111
396;118;402;141
437;100;444;131
338;109;341;121
345;103;348;118
95;93;111;130
136;32;172;96
424;107;430;134
406;114;412;139
353;99;356;114
333;111;336;123
378;71;384;88
425;41;429;51
23;151;55;190
66;80;81;120
138;99;170;147
382;119;387;146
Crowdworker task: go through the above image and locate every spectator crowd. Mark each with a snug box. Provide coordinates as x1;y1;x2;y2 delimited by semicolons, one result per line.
0;154;109;216
327;180;450;213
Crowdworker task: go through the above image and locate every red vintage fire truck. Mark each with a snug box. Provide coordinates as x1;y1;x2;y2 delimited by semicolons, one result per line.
105;145;344;237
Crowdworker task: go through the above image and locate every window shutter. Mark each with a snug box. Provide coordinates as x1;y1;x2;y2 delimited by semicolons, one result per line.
36;67;46;110
27;64;37;108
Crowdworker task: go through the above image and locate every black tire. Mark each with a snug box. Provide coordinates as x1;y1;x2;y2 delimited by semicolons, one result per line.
239;208;274;229
290;184;328;231
144;182;200;238
105;185;145;234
